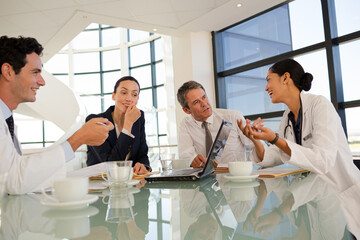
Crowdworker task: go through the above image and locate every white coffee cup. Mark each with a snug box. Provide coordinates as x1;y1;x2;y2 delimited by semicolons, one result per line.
102;161;133;186
42;177;88;202
228;161;253;176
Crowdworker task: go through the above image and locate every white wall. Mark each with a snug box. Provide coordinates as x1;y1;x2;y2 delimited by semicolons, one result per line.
171;31;215;133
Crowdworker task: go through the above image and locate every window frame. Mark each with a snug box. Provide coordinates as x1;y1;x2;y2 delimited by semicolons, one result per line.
212;0;360;137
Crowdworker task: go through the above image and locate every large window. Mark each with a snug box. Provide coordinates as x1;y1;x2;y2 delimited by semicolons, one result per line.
213;0;360;157
16;24;177;169
17;28;176;235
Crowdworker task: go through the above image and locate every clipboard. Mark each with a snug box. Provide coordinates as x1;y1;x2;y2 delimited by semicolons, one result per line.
253;167;309;178
215;166;309;178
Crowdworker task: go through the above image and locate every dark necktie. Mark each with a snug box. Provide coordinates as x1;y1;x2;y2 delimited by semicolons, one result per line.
202;122;212;156
6;115;15;142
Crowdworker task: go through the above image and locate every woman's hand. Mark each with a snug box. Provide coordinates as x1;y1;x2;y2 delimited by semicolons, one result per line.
133;162;148;175
237;119;257;141
238;118;267;160
248;118;277;142
125;104;141;123
123;104;141;132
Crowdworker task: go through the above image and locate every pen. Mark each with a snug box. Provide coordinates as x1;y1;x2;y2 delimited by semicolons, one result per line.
96;122;106;126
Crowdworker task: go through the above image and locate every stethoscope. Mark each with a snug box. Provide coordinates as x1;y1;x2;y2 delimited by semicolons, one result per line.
284;98;303;146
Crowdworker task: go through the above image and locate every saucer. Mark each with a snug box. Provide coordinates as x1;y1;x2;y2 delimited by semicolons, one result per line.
41;195;99;209
223;174;259;182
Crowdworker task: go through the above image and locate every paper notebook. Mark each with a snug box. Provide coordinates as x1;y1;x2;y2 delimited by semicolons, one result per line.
215;164;309;178
253;167;309;178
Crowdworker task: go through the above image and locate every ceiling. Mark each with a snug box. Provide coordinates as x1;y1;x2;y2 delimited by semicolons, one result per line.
0;0;285;60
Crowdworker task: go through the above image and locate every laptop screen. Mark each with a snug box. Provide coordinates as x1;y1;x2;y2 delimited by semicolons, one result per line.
201;120;232;176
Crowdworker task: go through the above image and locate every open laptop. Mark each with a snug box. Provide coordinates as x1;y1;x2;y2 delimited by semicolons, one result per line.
145;119;232;181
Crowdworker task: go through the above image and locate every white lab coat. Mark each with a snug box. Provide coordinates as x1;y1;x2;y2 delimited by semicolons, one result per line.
0;108;67;194
254;92;360;197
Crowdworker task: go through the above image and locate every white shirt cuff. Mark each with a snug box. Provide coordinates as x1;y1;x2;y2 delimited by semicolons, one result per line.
122;128;135;138
62;141;75;162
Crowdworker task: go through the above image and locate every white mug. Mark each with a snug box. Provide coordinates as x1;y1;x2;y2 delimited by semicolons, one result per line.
42;177;88;202
102;161;133;186
228;161;253;176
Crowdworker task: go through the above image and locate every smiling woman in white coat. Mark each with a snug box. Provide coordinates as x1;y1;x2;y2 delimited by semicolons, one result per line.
237;59;360;222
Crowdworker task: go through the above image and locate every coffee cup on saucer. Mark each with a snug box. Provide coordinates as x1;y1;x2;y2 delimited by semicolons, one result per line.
228;149;253;176
42;177;88;202
228;161;253;176
102;161;133;187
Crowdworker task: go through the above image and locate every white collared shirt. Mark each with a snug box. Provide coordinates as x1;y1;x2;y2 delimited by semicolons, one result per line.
0;99;22;155
0;98;69;194
178;108;254;165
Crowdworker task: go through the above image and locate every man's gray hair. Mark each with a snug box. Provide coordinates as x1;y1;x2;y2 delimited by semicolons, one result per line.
177;80;206;109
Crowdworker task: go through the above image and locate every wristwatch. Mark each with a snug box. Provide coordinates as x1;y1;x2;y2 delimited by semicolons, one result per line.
269;133;279;145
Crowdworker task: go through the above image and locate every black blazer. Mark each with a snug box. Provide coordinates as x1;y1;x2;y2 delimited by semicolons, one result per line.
86;106;150;168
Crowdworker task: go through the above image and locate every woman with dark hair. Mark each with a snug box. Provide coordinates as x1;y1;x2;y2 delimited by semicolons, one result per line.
86;76;151;174
237;59;360;196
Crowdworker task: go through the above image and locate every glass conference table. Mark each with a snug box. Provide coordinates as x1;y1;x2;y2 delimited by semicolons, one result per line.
0;172;356;240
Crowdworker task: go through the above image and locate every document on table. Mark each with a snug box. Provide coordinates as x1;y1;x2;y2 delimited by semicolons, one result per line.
216;163;309;178
67;162;106;178
68;163;108;190
254;167;309;178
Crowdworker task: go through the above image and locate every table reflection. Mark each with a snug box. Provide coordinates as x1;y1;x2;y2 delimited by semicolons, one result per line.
0;194;98;240
87;184;150;240
0;173;357;240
